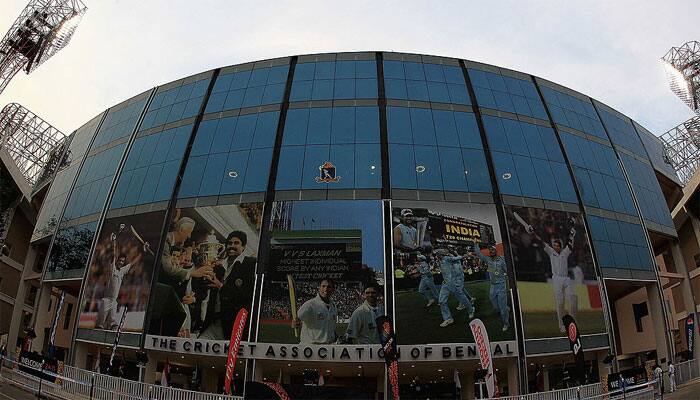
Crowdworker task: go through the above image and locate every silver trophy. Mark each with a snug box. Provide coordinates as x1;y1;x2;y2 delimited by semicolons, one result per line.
197;231;225;264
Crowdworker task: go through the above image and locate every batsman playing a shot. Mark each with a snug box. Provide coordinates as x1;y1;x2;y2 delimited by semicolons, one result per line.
528;217;579;333
292;278;338;344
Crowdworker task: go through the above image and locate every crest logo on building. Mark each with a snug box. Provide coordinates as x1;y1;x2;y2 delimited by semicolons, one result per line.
315;162;341;183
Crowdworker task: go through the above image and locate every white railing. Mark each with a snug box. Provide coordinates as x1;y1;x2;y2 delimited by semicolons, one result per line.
673;357;700;387
489;382;602;400
0;354;677;400
0;355;243;400
487;380;659;400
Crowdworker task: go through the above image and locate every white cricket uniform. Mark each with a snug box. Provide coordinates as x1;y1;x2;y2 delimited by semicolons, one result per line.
298;295;338;344
346;302;385;344
669;363;676;391
544;244;574;304
96;261;131;329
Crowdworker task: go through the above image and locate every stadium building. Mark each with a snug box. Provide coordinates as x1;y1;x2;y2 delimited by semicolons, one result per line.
1;51;696;399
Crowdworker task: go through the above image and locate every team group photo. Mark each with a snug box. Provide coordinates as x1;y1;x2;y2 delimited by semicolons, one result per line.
392;201;515;344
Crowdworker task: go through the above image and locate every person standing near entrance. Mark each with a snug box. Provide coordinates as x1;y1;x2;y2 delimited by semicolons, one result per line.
668;362;676;392
654;364;663;396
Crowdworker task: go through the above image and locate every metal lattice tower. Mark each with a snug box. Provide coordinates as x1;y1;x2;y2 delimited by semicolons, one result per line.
0;0;87;95
0;103;66;188
661;115;700;185
662;41;700;113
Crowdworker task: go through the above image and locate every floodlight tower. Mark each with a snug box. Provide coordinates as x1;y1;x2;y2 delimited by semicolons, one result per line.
0;0;87;95
661;116;700;185
0;103;66;190
662;41;700;113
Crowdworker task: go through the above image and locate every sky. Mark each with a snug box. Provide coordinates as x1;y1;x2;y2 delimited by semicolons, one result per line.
1;0;697;137
289;200;384;271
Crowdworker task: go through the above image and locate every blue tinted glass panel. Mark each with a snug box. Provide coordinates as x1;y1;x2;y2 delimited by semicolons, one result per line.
384;61;469;105
291;60;376;101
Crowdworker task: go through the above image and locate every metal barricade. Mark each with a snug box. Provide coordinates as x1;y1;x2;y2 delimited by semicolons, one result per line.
583;381;657;400
671;358;700;386
0;354;244;400
488;382;603;400
0;353;665;400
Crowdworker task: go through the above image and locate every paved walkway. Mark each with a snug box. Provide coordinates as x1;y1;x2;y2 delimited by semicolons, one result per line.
665;378;700;399
0;380;36;400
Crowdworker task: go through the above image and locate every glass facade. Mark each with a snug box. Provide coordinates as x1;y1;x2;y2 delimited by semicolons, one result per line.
618;153;675;229
387;107;490;192
634;121;679;184
90;95;150;148
35;54;683;378
559;131;637;215
139;75;210;132
482;115;576;202
292;59;377;101
46;221;98;274
32;113;103;241
594;102;676;230
468;68;547;120
596;103;647;157
539;83;607;140
276;106;381;191
206;63;289;113
62;93;149;221
586;215;653;270
384;60;468;104
110;124;192;209
179;111;279;197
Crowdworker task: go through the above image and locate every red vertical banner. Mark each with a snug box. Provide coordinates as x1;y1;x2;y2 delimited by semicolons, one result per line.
224;308;249;395
470;318;499;398
377;316;400;400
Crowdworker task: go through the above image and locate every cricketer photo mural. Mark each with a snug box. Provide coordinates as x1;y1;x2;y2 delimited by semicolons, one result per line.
147;202;263;340
79;211;165;332
392;201;515;344
504;205;606;339
257;200;386;345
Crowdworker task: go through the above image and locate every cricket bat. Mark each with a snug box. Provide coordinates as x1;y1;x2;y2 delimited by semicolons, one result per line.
513;211;534;234
130;225;154;256
287;274;299;337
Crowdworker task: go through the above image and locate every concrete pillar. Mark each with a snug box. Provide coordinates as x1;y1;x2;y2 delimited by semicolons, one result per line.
201;366;219;393
31;283;53;353
543;367;550;391
7;247;38;355
647;283;671;388
671;242;698;359
376;372;383;400
73;342;88;370
143;353;157;384
597;351;609;384
254;360;264;382
464;368;475;400
506;358;518;396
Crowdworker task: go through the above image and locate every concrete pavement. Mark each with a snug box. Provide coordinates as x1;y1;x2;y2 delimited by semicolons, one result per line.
0;380;37;400
665;378;700;399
